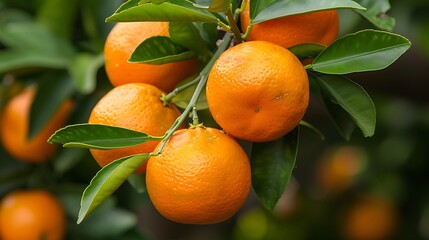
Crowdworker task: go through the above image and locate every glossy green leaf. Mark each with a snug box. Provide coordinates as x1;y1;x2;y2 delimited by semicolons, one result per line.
29;73;75;139
48;124;161;149
251;0;365;24
312;73;376;138
139;0;168;4
311;29;411;74
251;128;299;210
129;36;195;65
68;53;104;94
353;0;395;31
77;154;149;223
194;0;230;12
310;74;356;139
194;22;219;50
288;43;325;61
169;22;212;63
106;0;218;23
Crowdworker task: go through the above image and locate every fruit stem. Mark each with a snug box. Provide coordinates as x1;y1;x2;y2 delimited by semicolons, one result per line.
162;76;201;103
152;33;234;156
226;5;243;43
192;106;199;126
236;0;247;17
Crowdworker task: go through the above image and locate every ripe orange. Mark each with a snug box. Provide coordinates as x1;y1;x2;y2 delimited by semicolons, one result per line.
241;0;339;48
104;22;199;92
206;41;309;142
0;190;66;240
342;196;398;240
146;126;251;224
0;86;73;163
88;83;182;173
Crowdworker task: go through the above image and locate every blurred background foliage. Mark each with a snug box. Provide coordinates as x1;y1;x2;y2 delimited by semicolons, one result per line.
0;0;428;239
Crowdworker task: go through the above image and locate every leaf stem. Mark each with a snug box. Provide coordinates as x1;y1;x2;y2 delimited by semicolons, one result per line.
152;33;234;155
226;6;243;43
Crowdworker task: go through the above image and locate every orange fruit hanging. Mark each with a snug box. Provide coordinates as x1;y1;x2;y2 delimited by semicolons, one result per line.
104;22;199;92
0;190;66;240
342;195;398;240
0;86;73;163
206;41;309;142
146;126;251;224
241;0;339;48
88;83;182;173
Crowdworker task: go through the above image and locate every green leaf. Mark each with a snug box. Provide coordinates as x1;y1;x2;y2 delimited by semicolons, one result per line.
311;74;356;140
288;43;325;61
311;29;411;74
77;154;149;223
106;0;218;23
78;208;138;238
0;21;74;58
194;0;230;12
129;36;196;65
172;81;208;110
251;0;365;24
194;22;219;50
139;0;168;4
0;50;70;73
53;148;87;176
251;128;299;210
68;53;104;94
29;73;75;139
353;0;395;31
48;124;160;149
311;73;376;138
299;120;325;140
127;174;147;193
36;0;78;39
169;22;212;63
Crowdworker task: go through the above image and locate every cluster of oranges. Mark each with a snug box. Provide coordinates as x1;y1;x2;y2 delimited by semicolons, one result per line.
88;3;339;224
0;0;340;231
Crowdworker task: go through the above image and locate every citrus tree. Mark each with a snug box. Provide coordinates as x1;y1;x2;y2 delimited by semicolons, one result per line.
0;0;411;234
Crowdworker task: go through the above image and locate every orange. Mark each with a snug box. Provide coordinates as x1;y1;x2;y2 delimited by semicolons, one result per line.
316;146;366;195
88;83;182;173
0;190;66;240
241;0;339;48
0;86;73;163
104;22;199;92
206;41;309;142
146;126;251;224
342;196;398;240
